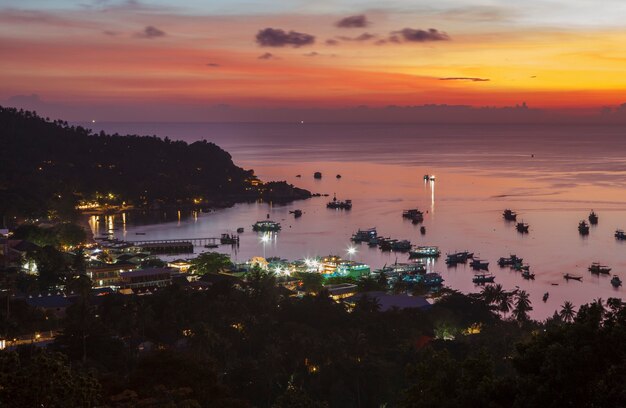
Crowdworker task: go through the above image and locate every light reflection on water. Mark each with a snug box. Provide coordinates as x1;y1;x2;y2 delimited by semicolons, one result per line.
88;123;626;319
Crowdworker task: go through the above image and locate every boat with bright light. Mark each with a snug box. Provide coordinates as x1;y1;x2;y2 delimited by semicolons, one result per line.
409;246;441;258
252;220;281;232
351;228;377;243
327;194;352;210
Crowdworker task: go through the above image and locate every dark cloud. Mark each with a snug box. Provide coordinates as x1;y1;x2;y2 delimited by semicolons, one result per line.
393;28;449;42
303;52;319;57
325;39;340;46
206;63;220;67
337;32;376;42
256;28;315;47
258;52;277;60
336;14;369;28
135;25;166;39
439;77;490;82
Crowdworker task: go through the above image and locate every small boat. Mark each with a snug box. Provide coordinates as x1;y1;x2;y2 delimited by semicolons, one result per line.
578;220;590;235
588;262;611;274
336;174;342;179
470;258;489;270
513;263;530;272
445;251;473;265
611;275;622;287
135;232;146;235
296;174;301;178
516;222;529;233
420;226;426;235
391;240;412;252
615;229;626;240
564;273;582;281
503;209;517;221
521;270;535;280
423;174;436;182
204;243;219;249
498;254;523;267
314;172;322;179
352;228;377;243
422;272;444;286
237;227;244;233
472;274;495;284
409;246;441;258
290;209;303;218
542;292;549;302
588;210;598;225
252;220;281;232
327;194;352;210
402;209;424;223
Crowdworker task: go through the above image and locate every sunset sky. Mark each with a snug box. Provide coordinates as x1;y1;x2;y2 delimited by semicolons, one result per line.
2;0;626;120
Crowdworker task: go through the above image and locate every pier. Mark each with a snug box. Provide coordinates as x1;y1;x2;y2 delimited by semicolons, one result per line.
128;237;221;246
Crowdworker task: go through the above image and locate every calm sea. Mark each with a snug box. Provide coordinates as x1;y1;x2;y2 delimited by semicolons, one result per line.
84;122;626;319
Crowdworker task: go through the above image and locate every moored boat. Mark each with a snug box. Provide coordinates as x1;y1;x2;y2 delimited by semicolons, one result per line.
542;292;549;302
611;275;622;287
521;270;535;280
588;210;598;225
351;228;377;243
327;194;352;210
290;209;303;217
615;229;626;240
503;209;517;221
588;262;611;274
252;220;281;232
564;273;582;281
472;274;495;284
470;258;489;270
516;222;529;233
402;209;424;223
409;246;441;258
578;220;590;235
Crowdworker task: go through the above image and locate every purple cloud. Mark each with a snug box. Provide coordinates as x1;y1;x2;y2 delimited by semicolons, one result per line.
256;28;315;47
336;15;369;28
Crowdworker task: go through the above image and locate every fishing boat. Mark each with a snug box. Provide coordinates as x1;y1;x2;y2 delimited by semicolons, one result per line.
564;273;582;281
336;174;342;179
402;209;424;223
378;238;394;251
615;229;626;240
422;272;444;286
237;227;244;233
423;174;436;182
351;228;377;243
498;254;523;267
470;258;489;270
578;220;590;235
503;209;517;221
252;220;281;232
588;210;598;225
327;194;352;210
314;172;322;179
204;243;219;249
611;275;622;287
513;263;530;272
409;246;441;258
290;209;303;218
368;237;380;247
391;240;412;252
516;222;529;233
521;270;535;280
446;251;473;265
420;226;426;235
135;232;146;235
473;274;495;284
542;292;549;302
376;261;426;277
588;262;611;274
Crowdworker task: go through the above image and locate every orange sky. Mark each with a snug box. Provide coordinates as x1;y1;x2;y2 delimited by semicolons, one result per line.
2;1;626;120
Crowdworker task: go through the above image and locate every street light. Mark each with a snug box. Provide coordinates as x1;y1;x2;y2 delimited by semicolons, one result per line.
347;246;357;261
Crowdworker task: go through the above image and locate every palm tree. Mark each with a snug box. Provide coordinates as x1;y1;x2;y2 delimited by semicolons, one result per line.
560;301;576;323
512;290;533;322
498;291;514;316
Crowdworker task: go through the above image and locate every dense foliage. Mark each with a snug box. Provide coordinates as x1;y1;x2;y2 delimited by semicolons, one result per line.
2;269;625;407
0;107;309;221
